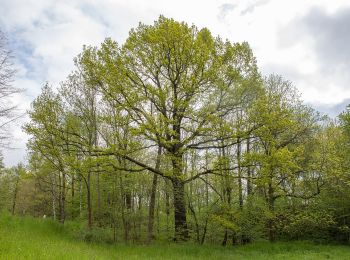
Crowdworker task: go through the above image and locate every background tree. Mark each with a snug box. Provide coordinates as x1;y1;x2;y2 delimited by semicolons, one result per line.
0;30;21;146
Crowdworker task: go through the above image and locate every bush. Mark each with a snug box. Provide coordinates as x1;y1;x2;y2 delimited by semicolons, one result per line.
279;211;335;241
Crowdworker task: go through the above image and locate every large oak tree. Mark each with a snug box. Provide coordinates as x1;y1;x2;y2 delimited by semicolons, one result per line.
78;16;260;240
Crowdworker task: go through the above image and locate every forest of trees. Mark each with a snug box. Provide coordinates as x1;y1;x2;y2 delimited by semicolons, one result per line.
1;17;350;245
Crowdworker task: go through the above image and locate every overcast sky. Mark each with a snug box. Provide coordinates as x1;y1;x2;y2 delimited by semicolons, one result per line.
0;0;349;166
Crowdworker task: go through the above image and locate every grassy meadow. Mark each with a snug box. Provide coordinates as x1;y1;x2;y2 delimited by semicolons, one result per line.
0;214;350;259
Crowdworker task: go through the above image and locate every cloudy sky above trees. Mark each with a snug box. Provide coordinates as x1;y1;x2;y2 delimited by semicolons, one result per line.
0;0;349;166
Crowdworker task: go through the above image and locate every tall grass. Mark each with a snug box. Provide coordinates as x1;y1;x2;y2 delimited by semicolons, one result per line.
0;213;349;259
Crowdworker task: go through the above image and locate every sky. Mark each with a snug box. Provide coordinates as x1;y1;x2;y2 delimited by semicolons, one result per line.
0;0;350;166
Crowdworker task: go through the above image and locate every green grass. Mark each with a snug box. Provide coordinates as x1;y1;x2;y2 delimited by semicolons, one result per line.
0;214;349;259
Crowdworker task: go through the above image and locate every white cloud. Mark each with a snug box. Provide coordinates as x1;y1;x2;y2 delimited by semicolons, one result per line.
0;0;349;166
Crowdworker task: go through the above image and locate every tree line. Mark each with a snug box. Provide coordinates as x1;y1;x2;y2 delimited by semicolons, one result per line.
1;17;350;245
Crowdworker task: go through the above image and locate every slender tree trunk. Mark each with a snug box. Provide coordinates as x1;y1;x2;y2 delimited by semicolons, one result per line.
188;202;200;243
71;174;74;218
201;218;208;245
79;176;82;217
58;172;62;221
119;175;127;242
87;171;92;229
200;150;210;245
97;171;101;222
242;137;252;244
60;171;66;224
237;139;243;209
71;174;74;198
221;146;232;246
125;178;132;242
137;193;142;241
156;193;160;237
165;179;170;236
112;173;118;242
148;146;162;242
11;175;20;215
267;180;275;242
222;230;228;246
51;173;56;221
246;137;252;196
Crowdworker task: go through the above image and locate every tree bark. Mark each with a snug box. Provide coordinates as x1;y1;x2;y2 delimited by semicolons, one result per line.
172;178;189;241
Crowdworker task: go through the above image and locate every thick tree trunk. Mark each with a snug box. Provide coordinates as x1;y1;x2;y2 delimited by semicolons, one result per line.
172;178;189;241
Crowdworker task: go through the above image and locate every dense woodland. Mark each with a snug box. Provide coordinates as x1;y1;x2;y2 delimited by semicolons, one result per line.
1;17;350;245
